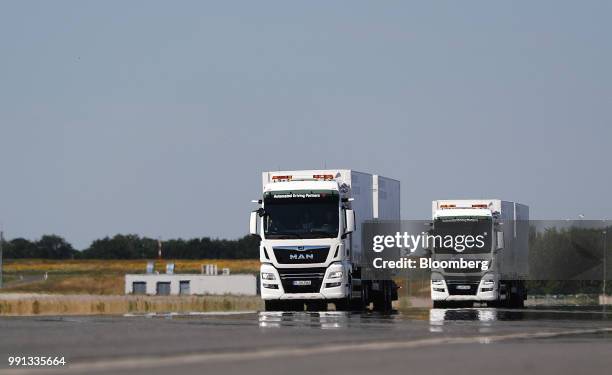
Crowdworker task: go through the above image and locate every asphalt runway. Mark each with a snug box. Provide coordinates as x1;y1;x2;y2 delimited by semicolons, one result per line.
1;307;611;375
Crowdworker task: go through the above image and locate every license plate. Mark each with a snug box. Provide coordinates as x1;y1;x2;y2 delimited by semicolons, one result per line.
293;280;312;286
456;285;471;290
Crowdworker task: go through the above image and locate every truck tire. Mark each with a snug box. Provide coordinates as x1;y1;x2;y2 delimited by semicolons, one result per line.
507;281;525;308
335;277;358;311
334;299;349;311
498;281;509;308
347;280;368;311
373;281;392;312
337;276;358;311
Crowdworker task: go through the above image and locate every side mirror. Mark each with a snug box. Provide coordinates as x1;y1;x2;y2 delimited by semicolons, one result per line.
495;231;504;250
344;209;355;235
249;211;258;236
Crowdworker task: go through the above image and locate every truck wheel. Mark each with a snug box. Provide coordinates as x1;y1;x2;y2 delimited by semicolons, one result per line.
518;282;526;308
334;299;349;311
373;281;392;312
349;281;370;311
508;281;525;309
498;282;510;308
336;277;356;311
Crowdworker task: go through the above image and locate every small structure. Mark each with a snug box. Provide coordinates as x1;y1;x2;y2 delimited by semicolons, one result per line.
125;273;257;296
166;263;175;275
202;264;218;275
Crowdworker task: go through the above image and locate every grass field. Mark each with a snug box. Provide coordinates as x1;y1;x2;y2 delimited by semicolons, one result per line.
0;294;263;316
1;259;260;295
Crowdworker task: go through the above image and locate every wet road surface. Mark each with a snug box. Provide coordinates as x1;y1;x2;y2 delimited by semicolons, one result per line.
1;306;611;374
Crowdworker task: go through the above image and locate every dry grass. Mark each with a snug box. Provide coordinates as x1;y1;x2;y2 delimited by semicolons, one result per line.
1;259;260;295
4;259;260;274
0;294;263;316
1;274;125;295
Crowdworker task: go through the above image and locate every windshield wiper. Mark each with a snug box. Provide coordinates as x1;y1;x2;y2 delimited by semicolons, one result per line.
305;231;337;238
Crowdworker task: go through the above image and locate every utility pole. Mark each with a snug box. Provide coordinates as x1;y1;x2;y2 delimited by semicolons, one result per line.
603;226;607;298
157;237;162;260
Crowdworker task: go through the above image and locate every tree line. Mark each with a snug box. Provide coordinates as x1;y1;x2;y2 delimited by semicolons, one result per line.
0;234;260;259
527;225;610;295
1;227;610;295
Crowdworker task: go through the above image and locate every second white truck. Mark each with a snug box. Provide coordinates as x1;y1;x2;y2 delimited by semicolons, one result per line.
250;169;400;311
429;199;529;308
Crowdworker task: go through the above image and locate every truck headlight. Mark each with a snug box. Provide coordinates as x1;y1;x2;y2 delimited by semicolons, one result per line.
432;278;445;292
328;271;343;279
481;274;495;286
261;272;276;280
480;274;495;291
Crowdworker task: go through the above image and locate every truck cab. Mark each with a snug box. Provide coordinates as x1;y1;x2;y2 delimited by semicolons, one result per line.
250;170;400;312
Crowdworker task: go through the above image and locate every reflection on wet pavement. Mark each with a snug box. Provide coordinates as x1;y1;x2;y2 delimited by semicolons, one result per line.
257;306;611;330
259;311;354;329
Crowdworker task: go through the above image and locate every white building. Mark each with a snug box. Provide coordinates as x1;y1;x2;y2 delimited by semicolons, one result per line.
125;274;257;296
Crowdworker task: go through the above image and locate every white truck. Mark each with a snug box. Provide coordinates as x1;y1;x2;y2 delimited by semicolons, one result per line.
429;199;529;308
250;169;400;311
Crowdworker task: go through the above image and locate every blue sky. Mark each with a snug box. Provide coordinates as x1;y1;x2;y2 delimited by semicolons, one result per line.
1;1;610;248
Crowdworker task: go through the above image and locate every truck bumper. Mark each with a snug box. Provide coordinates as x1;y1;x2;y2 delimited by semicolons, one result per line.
260;263;349;300
431;279;499;302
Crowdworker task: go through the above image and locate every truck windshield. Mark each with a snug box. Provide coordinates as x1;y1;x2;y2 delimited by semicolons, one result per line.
263;191;339;239
433;217;492;254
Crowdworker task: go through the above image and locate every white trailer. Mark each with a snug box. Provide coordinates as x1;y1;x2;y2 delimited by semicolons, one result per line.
250;170;400;311
430;199;529;308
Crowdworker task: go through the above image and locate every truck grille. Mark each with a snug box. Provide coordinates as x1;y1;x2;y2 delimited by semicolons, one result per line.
277;268;325;294
446;280;480;295
273;246;330;264
443;266;483;274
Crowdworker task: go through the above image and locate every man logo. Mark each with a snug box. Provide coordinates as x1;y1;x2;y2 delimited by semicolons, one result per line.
290;253;314;260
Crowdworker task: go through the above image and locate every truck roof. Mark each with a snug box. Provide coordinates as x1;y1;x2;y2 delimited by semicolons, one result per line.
434;208;493;218
432;199;529;221
263;180;338;193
